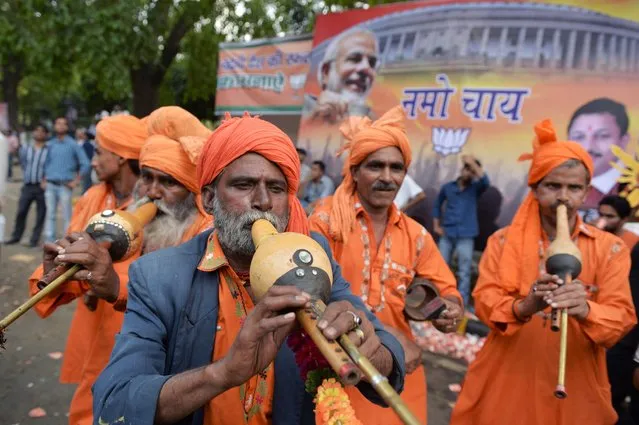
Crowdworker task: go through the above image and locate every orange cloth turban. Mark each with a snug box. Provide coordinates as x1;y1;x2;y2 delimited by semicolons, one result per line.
139;135;204;195
95;115;148;159
328;105;412;243
141;106;212;195
197;112;309;235
146;106;212;140
495;119;593;297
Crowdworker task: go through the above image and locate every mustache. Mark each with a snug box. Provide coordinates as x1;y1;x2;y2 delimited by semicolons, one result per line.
235;210;283;230
372;181;399;191
588;150;603;159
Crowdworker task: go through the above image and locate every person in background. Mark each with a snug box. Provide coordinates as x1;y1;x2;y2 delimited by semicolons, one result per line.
5;124;49;247
596;195;639;249
0;130;8;242
43;116;91;243
4;128;19;181
76;127;95;193
433;154;489;311
301;160;335;214
394;173;426;212
297;147;312;198
597;196;639;425
297;147;312;183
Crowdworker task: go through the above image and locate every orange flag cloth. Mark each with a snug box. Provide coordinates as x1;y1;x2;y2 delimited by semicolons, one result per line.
95;115;148;159
498;119;594;297
328;105;412;243
197;112;309;235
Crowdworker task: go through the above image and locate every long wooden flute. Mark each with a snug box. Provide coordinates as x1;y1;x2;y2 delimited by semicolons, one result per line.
544;204;582;399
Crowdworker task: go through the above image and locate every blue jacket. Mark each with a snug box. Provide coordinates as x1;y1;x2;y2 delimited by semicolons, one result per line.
93;230;405;425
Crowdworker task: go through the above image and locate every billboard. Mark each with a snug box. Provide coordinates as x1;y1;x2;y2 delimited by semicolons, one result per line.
296;0;639;248
215;34;312;115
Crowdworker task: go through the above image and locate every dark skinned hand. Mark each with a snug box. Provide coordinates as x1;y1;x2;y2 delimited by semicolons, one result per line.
517;273;560;318
317;300;392;376
433;298;464;333
45;232;120;303
219;286;311;388
544;279;590;320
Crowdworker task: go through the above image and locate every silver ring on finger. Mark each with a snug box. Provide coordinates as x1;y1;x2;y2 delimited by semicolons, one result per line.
86;272;93;282
346;310;362;330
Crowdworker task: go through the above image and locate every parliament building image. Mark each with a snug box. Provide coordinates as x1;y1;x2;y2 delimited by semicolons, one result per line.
312;2;639;76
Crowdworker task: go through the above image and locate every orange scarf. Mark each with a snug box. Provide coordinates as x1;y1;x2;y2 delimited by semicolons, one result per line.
204;236;274;425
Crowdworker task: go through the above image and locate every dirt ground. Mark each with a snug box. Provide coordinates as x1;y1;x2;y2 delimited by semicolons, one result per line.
0;170;466;425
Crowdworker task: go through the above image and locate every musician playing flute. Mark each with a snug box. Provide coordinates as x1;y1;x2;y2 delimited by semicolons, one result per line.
309;105;463;425
93;113;405;425
451;120;636;425
26;108;212;425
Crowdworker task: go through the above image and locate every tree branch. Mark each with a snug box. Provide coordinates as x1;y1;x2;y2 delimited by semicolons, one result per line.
155;11;195;83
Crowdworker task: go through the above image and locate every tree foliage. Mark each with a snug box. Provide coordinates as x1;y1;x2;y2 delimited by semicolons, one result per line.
0;0;409;125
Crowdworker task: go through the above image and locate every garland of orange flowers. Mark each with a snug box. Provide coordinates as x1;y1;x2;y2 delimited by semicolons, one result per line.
314;378;363;425
287;330;362;425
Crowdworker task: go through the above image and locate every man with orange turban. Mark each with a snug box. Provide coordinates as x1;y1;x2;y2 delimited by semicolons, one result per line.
450;120;637;425
27;107;212;425
308;105;463;424
26;114;148;425
93;113;406;425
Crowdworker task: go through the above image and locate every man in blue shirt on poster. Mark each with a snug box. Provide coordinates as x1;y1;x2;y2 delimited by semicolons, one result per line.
433;154;489;311
42;117;90;242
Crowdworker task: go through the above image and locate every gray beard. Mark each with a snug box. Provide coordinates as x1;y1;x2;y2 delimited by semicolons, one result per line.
131;191;198;254
212;196;288;258
143;211;196;253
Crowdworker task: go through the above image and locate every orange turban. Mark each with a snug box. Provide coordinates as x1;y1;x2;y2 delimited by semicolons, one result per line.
139;135;204;195
197;112;309;235
95;115;148;159
495;119;593;299
146;106;212;140
328;105;412;243
141;106;212;195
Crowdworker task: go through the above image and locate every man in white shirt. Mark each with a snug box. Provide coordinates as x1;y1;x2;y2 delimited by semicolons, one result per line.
393;174;425;212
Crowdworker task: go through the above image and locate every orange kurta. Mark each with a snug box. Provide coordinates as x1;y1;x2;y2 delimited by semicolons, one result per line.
310;195;461;425
200;232;274;425
450;221;637;425
620;229;639;250
27;183;212;425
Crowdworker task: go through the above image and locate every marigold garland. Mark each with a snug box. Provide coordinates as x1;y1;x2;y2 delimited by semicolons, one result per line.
314;378;364;425
287;330;362;424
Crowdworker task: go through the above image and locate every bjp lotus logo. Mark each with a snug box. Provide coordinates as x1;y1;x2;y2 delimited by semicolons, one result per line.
432;127;470;156
289;74;307;98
